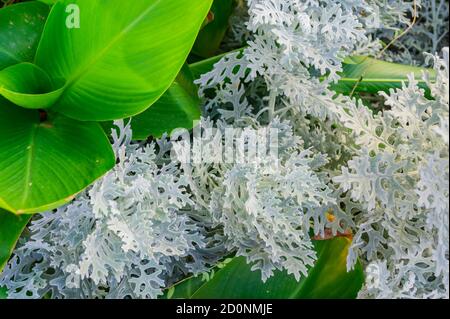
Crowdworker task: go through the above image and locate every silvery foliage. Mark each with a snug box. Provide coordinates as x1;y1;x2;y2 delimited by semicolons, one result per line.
0;122;217;299
206;0;420;123
189;0;378;281
378;0;449;65
1;0;448;299
195;0;448;298
171;117;336;281
226;0;448;66
414;0;449;53
334;49;449;299
223;1;420;59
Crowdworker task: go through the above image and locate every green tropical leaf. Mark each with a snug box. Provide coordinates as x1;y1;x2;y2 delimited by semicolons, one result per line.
0;208;31;271
130;64;201;140
34;0;213;121
165;237;364;299
332;56;436;96
0;63;65;109
0;1;50;70
0;102;115;214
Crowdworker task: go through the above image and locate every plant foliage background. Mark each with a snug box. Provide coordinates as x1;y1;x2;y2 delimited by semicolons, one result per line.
0;0;448;299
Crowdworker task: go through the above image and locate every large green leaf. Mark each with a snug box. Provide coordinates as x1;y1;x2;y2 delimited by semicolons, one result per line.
0;209;31;271
192;0;235;58
0;286;6;299
0;63;65;109
0;102;115;214
130;64;201;140
38;0;59;5
34;0;213;121
332;56;436;96
166;237;364;299
0;1;50;70
189;53;435;97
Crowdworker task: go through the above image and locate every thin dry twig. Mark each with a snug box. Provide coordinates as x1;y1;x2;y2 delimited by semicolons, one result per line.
349;0;419;98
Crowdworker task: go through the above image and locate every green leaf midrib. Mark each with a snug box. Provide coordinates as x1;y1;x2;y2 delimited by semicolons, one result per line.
337;77;429;83
20;122;39;209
